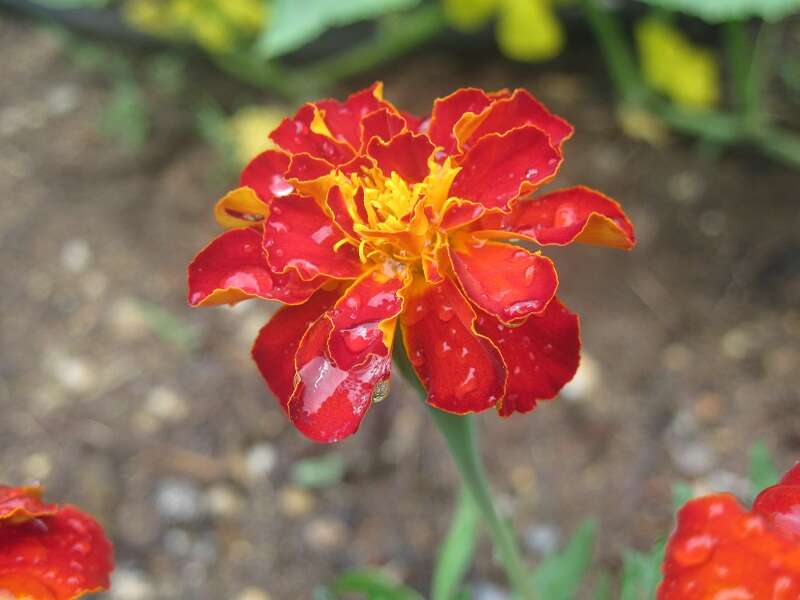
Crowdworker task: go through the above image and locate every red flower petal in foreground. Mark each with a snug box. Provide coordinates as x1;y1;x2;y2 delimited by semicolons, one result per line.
0;485;113;600
659;463;800;599
188;82;635;442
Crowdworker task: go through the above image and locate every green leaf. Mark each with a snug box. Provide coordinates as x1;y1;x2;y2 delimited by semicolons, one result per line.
530;519;597;600
637;0;800;22
619;542;665;600
748;440;779;498
99;78;150;151
671;482;694;512
134;299;200;352
592;571;612;600
330;570;424;600
431;491;480;600
256;0;422;58
291;453;346;489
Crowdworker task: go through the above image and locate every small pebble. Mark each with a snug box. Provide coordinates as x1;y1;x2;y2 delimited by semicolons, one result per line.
155;478;204;523
145;385;189;423
278;486;315;518
49;354;95;393
205;484;244;520
245;443;277;481
303;516;347;551
472;582;509;600
60;238;91;273
720;328;752;361
22;452;52;480
236;587;272;600
523;524;561;556
561;353;599;401
110;568;155;600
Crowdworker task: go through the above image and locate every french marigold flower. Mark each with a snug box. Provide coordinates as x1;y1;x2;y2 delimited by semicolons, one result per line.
187;82;635;443
0;485;113;600
659;463;800;599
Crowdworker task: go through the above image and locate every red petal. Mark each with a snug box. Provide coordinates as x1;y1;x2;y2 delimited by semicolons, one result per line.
475;298;580;416
753;464;800;542
400;277;505;413
252;288;341;412
455;88;574;152
262;194;363;280
316;84;390;149
188;228;324;307
427;88;492;155
0;485;56;522
326;185;358;239
288;317;391;444
449;238;558;322
450;126;562;211
0;505;113;600
478;186;636;249
239;149;292;202
360;107;407;150
270;104;355;165
367;131;434;184
327;271;406;370
658;493;800;599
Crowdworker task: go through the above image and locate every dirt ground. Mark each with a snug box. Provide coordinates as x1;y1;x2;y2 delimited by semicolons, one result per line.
1;14;799;600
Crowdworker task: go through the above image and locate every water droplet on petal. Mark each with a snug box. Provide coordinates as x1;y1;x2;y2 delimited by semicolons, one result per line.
523;265;536;285
456;367;478;400
673;534;716;567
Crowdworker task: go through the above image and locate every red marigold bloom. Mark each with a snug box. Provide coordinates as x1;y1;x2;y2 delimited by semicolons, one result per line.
187;83;635;443
659;463;800;599
0;484;113;599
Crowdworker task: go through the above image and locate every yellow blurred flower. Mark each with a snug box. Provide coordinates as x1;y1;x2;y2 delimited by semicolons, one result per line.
443;0;565;62
227;105;285;167
635;16;721;110
124;0;266;54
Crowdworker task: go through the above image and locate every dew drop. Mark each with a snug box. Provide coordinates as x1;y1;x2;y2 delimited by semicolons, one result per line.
523;265;536;285
456;367;478;400
525;167;539;179
673;534;716;567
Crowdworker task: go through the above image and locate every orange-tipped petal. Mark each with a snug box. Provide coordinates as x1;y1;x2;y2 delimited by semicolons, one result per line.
0;502;113;600
262;194;363;281
360;107;407;150
400;277;505;413
270;104;355;165
214;186;269;229
0;485;56;523
455;88;574;152
475;298;580;416
427;88;492;156
239;149;292;202
450;126;562;211
449;237;558;323
252;287;341;412
367;131;435;184
188;228;324;307
478;186;636;249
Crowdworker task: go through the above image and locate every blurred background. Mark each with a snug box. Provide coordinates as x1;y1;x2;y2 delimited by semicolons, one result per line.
0;0;799;598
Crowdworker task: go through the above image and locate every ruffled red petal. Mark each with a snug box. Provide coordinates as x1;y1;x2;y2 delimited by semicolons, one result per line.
262;194;363;280
239;149;292;202
455;88;574;152
316;83;391;149
475;298;580;416
450;126;562;211
0;492;113;600
270;104;355;165
188;228;325;307
427;88;492;156
400;277;505;413
367;131;434;184
252;287;341;411
0;485;56;522
478;186;636;249
658;493;800;599
753;463;800;542
449;238;558;322
360;107;407;150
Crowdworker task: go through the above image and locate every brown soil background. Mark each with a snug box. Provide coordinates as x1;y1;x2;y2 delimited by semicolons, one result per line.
1;14;799;600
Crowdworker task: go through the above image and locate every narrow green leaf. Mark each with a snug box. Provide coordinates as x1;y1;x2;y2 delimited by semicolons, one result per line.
331;569;424;600
748;441;779;498
619;542;665;600
431;490;481;600
592;571;612;600
291;453;346;489
256;0;422;59
530;519;597;600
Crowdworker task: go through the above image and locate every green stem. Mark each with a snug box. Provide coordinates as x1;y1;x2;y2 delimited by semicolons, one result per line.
576;0;645;103
723;21;755;123
393;344;535;599
212;4;446;102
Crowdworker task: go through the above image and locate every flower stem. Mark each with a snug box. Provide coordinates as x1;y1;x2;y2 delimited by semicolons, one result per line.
393;343;535;598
